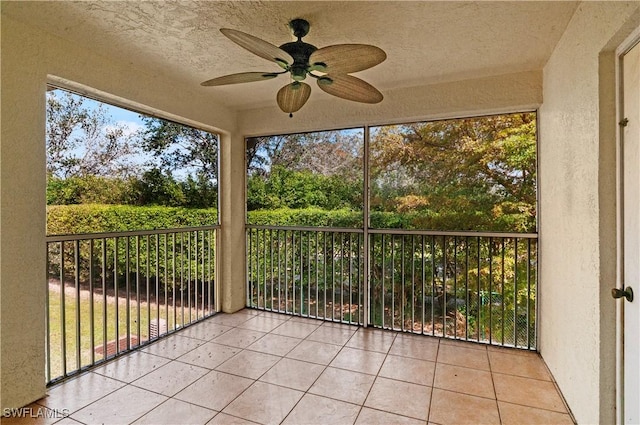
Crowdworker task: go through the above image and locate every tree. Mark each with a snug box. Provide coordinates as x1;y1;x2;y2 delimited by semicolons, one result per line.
46;90;138;178
370;113;537;231
139;117;219;183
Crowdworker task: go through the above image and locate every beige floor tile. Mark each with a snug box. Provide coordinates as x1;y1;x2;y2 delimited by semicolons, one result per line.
346;328;397;353
222;381;303;425
141;334;204;359
175;370;253;411
209;312;254;327
271;320;320;338
282;393;360;425
488;351;551;380
493;374;567;413
320;321;359;329
487;345;539;357
178;342;241;369
71;385;166;425
437;343;490;371
260;357;325;391
429;388;500;425
37;372;124;413
330;346;387;375
379;354;435;386
390;334;439;361
216;350;280;379
434;363;495;399
309;366;375;405
207;413;260;424
237;315;288;333
498;401;575;425
132;360;209;396
355;407;426;425
181;321;233;341
439;338;488;351
92;351;170;382
132;398;216;424
365;377;431;421
286;340;342;365
307;325;357;345
212;328;266;349
51;418;82;425
246;333;301;356
255;310;289;319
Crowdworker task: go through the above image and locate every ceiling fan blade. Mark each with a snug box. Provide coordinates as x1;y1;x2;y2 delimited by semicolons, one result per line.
309;44;386;74
220;28;294;68
277;82;311;113
317;74;383;104
201;72;281;86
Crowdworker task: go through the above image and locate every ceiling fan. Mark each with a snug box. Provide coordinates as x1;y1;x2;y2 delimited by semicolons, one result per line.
201;18;386;117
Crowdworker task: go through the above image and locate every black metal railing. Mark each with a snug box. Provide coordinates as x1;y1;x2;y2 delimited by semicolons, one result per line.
46;226;219;384
246;225;537;349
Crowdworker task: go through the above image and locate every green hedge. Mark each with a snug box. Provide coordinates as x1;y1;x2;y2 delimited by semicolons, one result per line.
47;204;218;235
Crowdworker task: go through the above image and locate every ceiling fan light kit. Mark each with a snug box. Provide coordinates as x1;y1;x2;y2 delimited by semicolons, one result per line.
201;18;386;117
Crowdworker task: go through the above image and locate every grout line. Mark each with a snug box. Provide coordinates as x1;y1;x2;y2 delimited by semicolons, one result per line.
426;339;441;424
487;343;503;424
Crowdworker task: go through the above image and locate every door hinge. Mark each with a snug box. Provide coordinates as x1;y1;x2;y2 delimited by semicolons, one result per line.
620;118;629;127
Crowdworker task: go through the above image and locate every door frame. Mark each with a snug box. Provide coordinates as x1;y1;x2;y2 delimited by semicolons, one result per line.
616;26;640;425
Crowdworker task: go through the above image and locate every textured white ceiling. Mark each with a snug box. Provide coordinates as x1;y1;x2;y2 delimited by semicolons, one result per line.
4;1;579;111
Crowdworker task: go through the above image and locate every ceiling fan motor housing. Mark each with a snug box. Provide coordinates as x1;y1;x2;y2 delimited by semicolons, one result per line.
280;41;317;81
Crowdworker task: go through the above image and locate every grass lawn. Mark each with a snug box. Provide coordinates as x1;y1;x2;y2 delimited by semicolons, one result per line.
47;281;209;381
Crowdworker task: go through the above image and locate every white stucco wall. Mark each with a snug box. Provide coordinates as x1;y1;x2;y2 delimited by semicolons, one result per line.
0;15;240;409
539;3;640;424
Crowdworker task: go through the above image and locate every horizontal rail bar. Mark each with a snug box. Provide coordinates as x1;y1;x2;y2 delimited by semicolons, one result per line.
247;225;537;239
247;225;364;234
47;225;221;242
369;228;538;239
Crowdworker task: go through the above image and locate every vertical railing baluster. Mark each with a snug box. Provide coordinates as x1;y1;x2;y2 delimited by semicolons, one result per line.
300;231;304;317
465;237;470;341
46;242;52;381
102;239;107;359
442;236;446;337
453;237;457;339
59;241;66;376
114;237;119;355
136;236;141;344
125;237;131;351
411;235;415;333
264;229;275;311
476;236;481;342
193;232;198;320
156;234;161;329
431;235;436;336
527;238;532;349
315;231;319;319
308;231;312;318
501;238;505;346
421;235;426;334
391;235;395;330
89;239;95;365
74;240;81;370
400;235;405;332
172;233;177;330
514;238;519;347
285;230;289;314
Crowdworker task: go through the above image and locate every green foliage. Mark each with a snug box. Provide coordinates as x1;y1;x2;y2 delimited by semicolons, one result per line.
47;204;218;235
247;208;362;227
247;166;361;211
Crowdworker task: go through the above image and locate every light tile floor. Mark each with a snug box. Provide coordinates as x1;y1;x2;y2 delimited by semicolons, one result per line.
3;309;575;425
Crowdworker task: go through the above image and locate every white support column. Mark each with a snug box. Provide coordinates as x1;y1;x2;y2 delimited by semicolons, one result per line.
218;132;247;313
0;20;48;408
